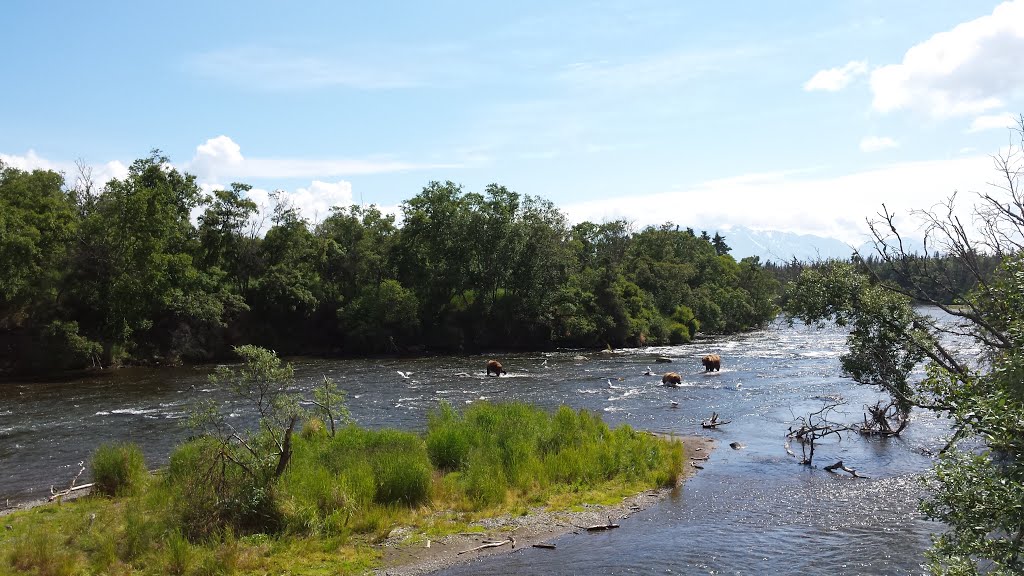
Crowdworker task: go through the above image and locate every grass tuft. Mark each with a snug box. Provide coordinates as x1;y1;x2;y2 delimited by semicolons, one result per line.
91;441;147;497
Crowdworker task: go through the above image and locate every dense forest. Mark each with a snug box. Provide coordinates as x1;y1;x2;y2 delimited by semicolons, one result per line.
0;152;780;375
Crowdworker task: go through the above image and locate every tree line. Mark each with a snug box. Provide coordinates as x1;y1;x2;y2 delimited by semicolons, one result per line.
0;151;780;376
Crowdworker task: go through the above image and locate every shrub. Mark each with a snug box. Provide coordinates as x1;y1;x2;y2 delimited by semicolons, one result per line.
426;402;472;471
164;437;282;540
91;442;147;496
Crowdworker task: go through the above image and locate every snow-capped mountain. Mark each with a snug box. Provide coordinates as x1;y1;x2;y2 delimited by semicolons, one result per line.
717;226;856;262
714;226;929;263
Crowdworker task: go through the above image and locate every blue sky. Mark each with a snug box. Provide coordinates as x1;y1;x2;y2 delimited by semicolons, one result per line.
3;1;1022;243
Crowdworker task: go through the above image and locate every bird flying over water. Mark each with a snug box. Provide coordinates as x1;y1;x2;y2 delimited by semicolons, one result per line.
397;371;412;379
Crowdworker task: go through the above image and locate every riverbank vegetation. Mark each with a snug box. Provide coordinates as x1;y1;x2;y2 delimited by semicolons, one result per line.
0;155;779;376
0;348;683;575
784;119;1024;574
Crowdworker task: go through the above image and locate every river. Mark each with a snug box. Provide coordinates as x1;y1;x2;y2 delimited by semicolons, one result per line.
0;316;950;574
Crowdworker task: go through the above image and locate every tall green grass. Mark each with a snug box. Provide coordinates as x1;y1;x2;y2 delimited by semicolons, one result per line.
425;402;683;509
91;441;147;497
0;402;682;575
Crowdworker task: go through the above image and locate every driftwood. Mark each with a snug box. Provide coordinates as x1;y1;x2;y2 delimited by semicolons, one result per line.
458;536;516;555
532;543;557;549
49;462;88;502
585;517;620;531
701;412;731;428
824;460;867;478
690;462;704;470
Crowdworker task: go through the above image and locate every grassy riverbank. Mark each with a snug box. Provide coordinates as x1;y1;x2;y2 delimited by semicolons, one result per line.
0;402;684;575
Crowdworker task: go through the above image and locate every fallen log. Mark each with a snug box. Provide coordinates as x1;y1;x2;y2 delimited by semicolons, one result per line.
585;517;620;531
701;412;731;429
48;483;94;501
458;536;516;555
532;543;557;549
824;460;867;478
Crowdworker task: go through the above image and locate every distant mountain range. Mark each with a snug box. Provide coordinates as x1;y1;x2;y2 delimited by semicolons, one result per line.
716;226;927;263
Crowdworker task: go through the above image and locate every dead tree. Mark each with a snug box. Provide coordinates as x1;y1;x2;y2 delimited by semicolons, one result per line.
858;399;909;437
787;400;854;466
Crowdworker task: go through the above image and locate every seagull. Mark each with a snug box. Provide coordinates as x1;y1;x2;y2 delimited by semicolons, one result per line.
670;400;679;408
607;378;616;389
643;367;654;376
736;383;742;390
397;371;412;379
541;358;548;367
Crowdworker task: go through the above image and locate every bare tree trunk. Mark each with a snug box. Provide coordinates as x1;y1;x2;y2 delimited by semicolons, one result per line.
274;416;298;479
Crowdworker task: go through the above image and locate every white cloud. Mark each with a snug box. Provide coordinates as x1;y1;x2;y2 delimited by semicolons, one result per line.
803;60;868;92
870;1;1024;117
967;112;1018;133
561;155;993;245
0;150;62;172
187;135;457;181
0;151;128;186
285;180;354;223
189;135;243;181
859;136;899;152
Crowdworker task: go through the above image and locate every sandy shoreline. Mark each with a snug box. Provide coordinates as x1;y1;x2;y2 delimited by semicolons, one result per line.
372;435;715;576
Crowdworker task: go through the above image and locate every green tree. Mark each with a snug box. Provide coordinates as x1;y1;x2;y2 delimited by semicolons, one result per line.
0;162;96;372
197;183;259;294
784;120;1024;573
66;151;222;365
196;345;304;481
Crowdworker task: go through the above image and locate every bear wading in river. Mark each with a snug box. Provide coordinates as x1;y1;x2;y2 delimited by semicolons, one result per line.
486;359;507;377
702;354;721;372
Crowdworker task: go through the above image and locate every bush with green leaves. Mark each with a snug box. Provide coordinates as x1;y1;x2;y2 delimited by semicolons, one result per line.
91;441;147;497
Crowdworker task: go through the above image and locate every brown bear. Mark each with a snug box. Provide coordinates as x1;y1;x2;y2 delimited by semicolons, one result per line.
662;372;682;386
701;354;721;372
486;359;507;377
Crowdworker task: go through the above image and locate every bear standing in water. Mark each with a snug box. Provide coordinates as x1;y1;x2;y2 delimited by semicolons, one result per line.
486;359;507;376
701;354;721;372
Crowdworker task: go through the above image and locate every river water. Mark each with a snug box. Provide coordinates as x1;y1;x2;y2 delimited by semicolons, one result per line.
0;316;950;574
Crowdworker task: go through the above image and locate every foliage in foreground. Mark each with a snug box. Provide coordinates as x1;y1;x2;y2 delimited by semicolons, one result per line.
783;119;1024;574
0;403;683;575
